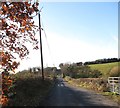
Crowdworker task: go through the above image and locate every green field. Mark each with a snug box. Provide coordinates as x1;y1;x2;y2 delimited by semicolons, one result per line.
89;62;120;78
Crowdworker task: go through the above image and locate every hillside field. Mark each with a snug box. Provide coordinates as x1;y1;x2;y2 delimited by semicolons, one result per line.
89;62;120;78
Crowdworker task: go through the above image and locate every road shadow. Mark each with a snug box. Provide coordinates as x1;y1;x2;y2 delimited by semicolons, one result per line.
39;78;119;108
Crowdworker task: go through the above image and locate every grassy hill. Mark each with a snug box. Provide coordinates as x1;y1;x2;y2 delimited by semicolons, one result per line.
89;62;120;78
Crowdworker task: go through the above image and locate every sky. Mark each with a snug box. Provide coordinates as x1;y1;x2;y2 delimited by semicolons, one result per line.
17;2;118;71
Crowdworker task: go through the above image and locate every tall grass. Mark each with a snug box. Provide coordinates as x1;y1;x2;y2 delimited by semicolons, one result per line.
8;71;54;106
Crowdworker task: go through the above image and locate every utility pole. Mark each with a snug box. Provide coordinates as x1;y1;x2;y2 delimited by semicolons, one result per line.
38;12;44;81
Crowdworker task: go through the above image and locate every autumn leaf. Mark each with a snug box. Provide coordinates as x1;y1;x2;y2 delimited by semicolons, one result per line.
0;1;39;106
2;5;8;11
22;20;26;26
21;29;25;33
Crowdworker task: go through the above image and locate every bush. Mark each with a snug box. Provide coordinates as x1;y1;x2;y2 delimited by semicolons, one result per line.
9;71;53;106
109;66;120;77
75;67;102;78
90;70;102;78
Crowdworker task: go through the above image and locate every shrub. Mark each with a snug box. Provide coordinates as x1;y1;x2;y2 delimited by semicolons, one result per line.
109;66;120;77
90;70;102;78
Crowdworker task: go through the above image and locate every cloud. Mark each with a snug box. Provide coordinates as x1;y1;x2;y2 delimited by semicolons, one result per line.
112;35;118;43
41;31;118;67
17;31;118;71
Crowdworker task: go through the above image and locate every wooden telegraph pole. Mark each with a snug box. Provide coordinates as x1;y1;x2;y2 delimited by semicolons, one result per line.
38;11;44;81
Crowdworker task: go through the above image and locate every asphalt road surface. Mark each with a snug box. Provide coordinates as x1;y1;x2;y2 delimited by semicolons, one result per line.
40;78;119;107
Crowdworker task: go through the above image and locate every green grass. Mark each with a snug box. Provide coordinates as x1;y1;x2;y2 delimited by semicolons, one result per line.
101;92;120;105
89;62;120;78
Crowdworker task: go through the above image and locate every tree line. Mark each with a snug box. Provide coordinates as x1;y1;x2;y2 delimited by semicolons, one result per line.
59;63;102;78
59;58;120;78
77;58;120;66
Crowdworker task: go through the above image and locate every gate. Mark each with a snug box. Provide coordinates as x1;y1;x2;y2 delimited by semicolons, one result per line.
108;77;120;94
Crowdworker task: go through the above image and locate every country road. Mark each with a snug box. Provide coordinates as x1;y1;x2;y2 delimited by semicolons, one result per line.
40;78;119;107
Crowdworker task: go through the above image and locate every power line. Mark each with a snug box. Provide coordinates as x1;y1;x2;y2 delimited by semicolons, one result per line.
41;18;56;67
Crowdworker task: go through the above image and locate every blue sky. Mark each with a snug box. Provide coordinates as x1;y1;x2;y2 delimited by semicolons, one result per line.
40;2;117;43
17;2;118;71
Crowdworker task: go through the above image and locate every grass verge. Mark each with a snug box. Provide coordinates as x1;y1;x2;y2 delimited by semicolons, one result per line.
64;76;120;105
8;72;54;106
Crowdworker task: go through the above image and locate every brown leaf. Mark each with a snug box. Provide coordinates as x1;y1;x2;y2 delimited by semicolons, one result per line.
21;29;25;33
2;5;8;11
22;20;26;26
